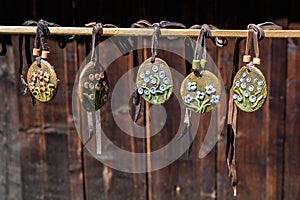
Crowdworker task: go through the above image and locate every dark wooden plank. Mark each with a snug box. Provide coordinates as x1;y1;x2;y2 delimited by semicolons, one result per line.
65;38;85;200
14;34;50;200
216;37;237;199
17;36;73;199
217;36;270;199
42;39;71;200
80;36;147;200
0;37;22;200
284;22;300;200
265;19;287;200
195;38;220;199
232;37;269;200
146;36;218;200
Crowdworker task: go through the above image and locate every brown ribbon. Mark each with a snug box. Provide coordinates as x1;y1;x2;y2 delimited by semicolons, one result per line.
226;22;282;196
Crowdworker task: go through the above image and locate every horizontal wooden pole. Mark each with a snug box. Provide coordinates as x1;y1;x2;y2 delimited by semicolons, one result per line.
0;26;300;38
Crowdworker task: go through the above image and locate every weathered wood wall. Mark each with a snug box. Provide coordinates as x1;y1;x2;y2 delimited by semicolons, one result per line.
0;1;299;200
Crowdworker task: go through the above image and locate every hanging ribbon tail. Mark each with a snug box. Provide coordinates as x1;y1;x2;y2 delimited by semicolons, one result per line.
187;126;193;160
177;123;189;140
226;89;238;196
177;119;193;159
178;108;191;140
176;109;193;159
95;109;102;155
132;46;141;123
226;123;237;196
18;33;36;106
84;112;95;146
133;87;141;123
130;21;147;122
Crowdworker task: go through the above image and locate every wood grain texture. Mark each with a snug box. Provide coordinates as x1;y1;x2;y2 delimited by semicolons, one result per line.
0;1;299;198
284;23;300;200
265;19;287;200
0;37;22;200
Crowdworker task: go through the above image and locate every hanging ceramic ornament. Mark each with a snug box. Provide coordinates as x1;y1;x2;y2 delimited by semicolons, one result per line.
27;21;58;103
180;24;221;113
79;23;109;112
231;29;267;112
136;57;173;105
135;23;173;105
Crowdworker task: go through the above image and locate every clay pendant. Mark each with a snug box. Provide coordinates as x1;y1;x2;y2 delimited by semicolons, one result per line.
136;57;173;105
231;64;267;112
79;61;109;112
27;59;58;102
180;70;221;113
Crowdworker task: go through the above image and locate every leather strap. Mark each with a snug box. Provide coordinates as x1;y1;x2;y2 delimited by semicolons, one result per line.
226;21;283;196
190;24;228;48
86;22;132;56
19;19;75;105
194;24;210;62
245;29;259;59
151;23;161;62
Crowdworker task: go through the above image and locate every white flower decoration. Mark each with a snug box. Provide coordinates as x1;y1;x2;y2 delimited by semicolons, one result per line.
248;85;254;92
149;87;156;94
184;94;193;104
163;77;170;84
241;82;247;89
205;85;216;95
244;90;250;97
249;95;257;103
196;91;205;101
144;77;150;83
187;82;197;91
237;95;243;102
140;72;145;78
257;86;262;91
159;71;166;79
159;84;167;92
151;78;157;85
210;95;220;105
137;87;144;94
152;65;158;72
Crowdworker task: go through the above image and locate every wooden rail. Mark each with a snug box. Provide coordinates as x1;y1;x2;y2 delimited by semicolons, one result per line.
1;26;300;38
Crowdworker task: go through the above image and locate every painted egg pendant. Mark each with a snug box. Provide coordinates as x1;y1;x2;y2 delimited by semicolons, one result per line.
27;59;58;102
79;61;109;112
136;57;173;105
232;64;267;112
180;67;221;113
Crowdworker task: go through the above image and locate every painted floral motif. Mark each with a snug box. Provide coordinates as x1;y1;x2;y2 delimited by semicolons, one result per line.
28;68;56;100
136;61;173;105
233;68;266;111
81;70;109;111
183;82;220;113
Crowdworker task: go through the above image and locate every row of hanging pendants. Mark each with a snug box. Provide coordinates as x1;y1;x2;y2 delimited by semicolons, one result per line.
136;23;267;114
21;21;267;114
